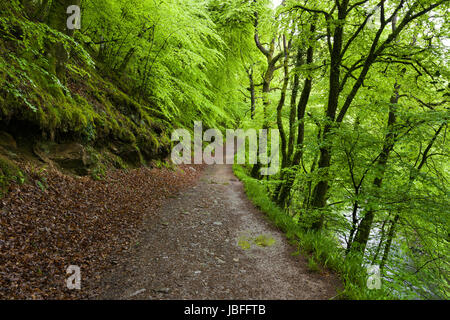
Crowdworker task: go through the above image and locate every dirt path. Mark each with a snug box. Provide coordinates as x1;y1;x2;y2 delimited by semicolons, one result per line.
99;163;340;300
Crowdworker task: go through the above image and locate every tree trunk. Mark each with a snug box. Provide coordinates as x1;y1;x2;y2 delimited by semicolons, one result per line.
352;89;399;253
310;51;365;225
371;215;390;263
275;23;315;206
46;0;80;79
116;47;136;74
346;201;360;253
276;35;290;170
380;214;400;270
251;40;282;178
248;67;256;119
308;4;347;230
287;49;303;163
273;48;302;204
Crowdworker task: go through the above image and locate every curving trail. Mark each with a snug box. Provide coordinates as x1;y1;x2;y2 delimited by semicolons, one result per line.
99;162;340;300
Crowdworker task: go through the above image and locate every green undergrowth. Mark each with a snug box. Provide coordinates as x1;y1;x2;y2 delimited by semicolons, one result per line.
233;164;393;300
0;12;171;164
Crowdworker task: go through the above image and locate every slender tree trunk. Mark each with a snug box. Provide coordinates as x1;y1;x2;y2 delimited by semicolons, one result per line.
352;88;399;253
275;23;315;206
346;201;360;253
371;215;390;263
250;40;282;178
277;35;290;170
308;4;348;230
248;67;256;119
250;59;276;179
287;49;303;163
117;47;136;74
380;214;400;270
272;49;303;203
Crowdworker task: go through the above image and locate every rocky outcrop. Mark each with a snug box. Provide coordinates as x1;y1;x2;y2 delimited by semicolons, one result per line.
108;142;144;166
0;131;17;150
33;141;96;175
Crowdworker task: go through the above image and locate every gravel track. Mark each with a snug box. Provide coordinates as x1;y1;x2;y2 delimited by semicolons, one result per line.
99;162;340;300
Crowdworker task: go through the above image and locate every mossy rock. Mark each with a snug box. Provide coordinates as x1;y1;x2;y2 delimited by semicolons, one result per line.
33;141;96;175
109;142;143;167
0;154;21;197
104;151;128;169
0;131;17;150
0;155;20;178
136;133;161;160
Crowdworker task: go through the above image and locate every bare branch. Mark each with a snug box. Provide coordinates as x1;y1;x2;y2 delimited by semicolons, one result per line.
289;4;331;18
254;11;270;57
347;0;371;14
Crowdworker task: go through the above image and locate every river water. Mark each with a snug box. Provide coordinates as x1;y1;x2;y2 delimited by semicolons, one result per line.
336;210;442;299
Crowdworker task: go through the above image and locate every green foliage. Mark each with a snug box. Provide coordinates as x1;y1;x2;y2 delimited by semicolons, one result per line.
1;0;448;300
0;6;171;164
308;256;320;273
233;0;450;300
0;0;253;175
81;0;248;129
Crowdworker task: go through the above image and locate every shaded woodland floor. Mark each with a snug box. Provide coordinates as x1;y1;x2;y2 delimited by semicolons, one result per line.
0;164;203;299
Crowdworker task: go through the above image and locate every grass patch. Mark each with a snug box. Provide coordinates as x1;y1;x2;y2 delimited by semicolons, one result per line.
308;256;321;273
253;234;276;247
237;237;252;250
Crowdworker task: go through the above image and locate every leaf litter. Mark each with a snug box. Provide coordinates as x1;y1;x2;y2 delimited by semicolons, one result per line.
0;163;204;299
